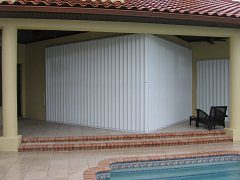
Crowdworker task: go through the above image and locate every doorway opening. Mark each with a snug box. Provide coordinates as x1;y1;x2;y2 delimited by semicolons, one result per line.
17;64;22;117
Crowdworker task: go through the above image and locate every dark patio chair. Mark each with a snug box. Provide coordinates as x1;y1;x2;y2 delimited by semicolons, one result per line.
209;106;228;128
191;106;228;130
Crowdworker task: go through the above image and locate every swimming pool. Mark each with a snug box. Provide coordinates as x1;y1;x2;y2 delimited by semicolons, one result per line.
96;155;240;180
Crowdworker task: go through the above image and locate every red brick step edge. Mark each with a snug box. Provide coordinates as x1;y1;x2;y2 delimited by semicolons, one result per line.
21;130;226;143
18;136;232;152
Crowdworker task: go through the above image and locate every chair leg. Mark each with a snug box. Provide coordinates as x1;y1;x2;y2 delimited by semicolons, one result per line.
196;122;199;128
208;126;211;131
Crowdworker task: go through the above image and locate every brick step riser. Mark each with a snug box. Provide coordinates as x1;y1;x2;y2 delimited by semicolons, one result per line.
18;138;233;152
21;131;226;143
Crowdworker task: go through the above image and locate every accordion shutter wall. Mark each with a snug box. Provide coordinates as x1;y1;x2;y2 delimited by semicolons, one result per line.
46;34;192;132
197;59;230;118
145;35;192;131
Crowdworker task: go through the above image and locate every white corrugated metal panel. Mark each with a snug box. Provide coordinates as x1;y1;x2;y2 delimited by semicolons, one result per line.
197;59;230;117
146;35;192;131
46;34;146;132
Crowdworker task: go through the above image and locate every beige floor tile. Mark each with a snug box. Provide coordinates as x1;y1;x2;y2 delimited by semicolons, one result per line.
1;118;226;137
68;173;82;180
24;173;47;180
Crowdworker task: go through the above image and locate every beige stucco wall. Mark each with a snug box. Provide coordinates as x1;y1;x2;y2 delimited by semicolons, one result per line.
25;43;45;120
191;40;229;115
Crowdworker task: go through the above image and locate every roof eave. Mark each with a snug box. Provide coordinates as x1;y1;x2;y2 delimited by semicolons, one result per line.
0;5;239;28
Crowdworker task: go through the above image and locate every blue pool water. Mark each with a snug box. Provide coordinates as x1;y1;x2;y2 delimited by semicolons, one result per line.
97;156;240;180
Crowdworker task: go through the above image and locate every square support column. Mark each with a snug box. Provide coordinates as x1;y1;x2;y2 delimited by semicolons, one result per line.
225;34;240;141
0;26;21;151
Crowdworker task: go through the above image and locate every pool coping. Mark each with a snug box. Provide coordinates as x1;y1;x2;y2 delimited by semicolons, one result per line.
83;150;240;180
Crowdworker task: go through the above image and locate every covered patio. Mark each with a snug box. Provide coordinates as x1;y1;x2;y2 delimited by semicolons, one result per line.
0;0;239;151
0;31;230;137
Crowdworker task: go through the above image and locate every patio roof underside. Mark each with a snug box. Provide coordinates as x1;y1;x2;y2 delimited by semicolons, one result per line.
15;30;228;44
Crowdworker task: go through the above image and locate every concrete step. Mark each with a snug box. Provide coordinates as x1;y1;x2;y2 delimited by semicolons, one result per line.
21;130;226;143
18;134;232;152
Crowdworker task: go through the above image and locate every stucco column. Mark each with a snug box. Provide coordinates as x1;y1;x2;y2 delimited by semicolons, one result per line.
2;26;18;137
225;34;240;141
0;26;21;151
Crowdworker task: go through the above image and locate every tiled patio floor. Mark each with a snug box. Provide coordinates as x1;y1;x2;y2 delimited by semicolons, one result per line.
13;118;228;137
0;142;238;180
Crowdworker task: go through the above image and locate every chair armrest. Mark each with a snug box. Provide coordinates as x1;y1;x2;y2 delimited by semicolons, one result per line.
190;116;197;121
